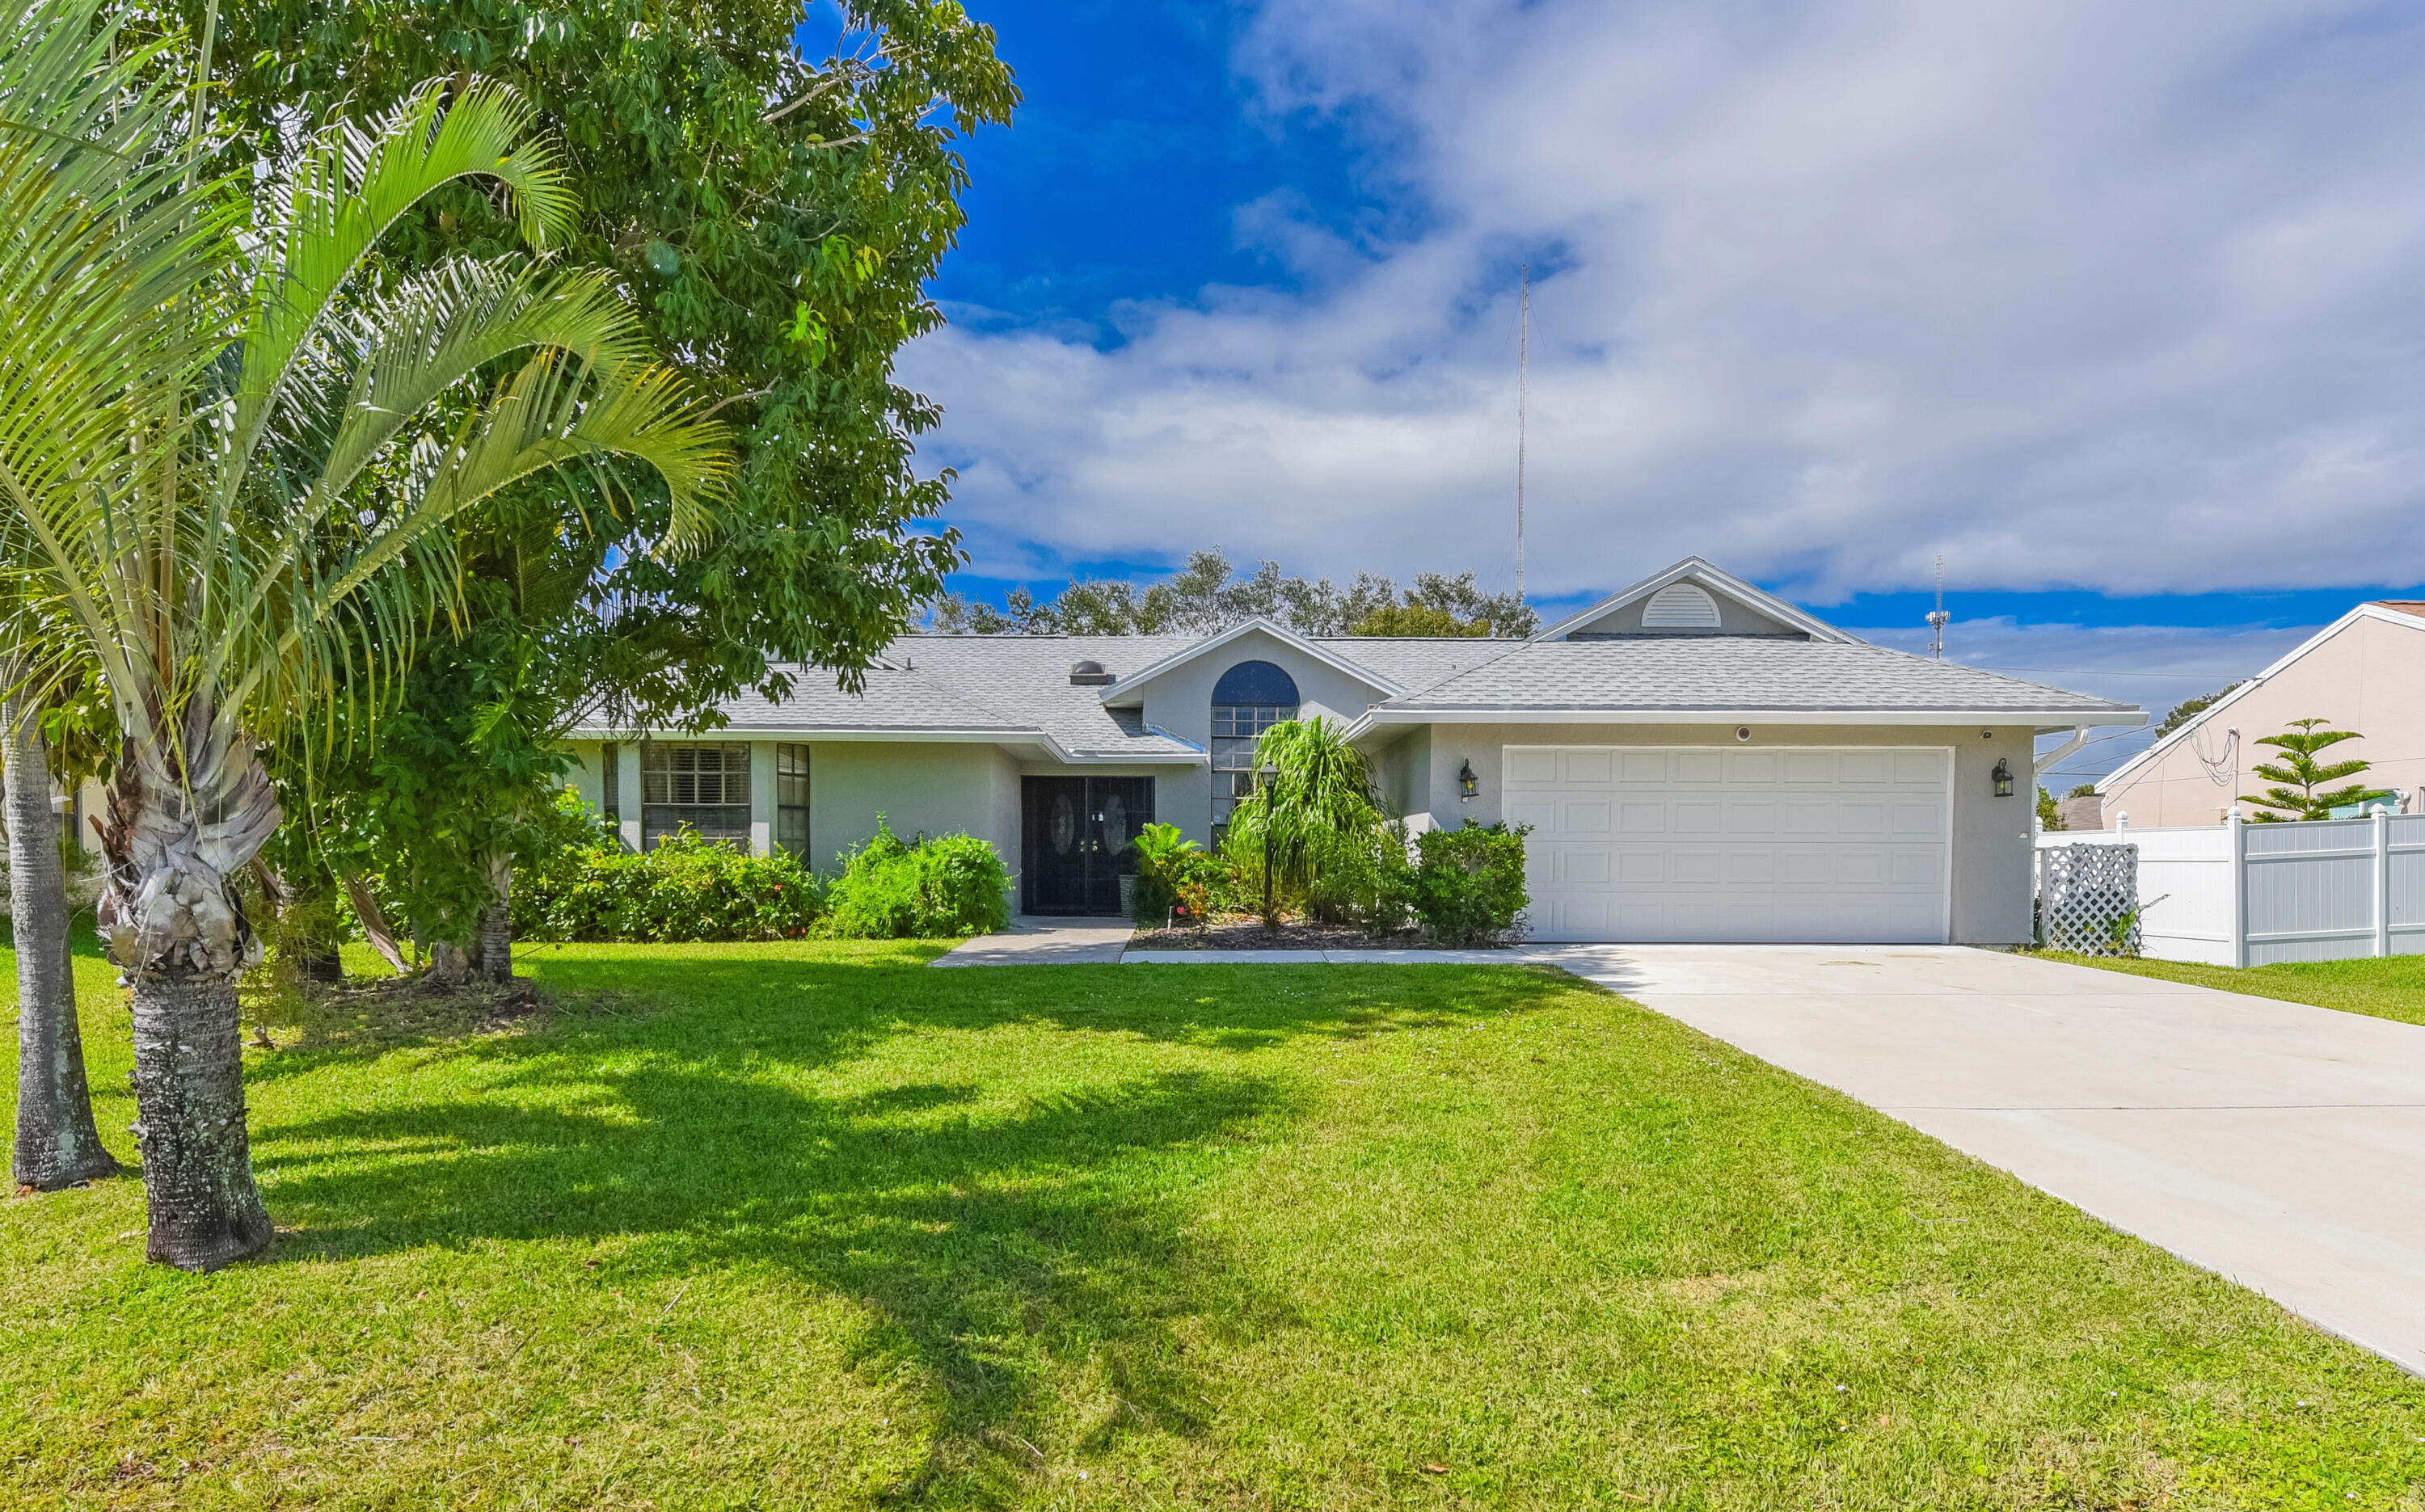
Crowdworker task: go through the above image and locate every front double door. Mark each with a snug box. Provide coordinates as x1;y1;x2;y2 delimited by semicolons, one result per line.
1022;776;1154;915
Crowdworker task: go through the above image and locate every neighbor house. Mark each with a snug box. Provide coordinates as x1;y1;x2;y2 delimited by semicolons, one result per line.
565;558;2141;943
2095;600;2425;828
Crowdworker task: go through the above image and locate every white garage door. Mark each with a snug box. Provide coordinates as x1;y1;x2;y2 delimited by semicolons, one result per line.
1504;745;1951;944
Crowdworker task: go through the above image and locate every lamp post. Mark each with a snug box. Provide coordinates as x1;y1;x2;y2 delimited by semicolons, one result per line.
1261;762;1280;930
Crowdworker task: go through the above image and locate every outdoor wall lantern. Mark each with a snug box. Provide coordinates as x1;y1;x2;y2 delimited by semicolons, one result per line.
1991;757;2015;798
1458;760;1478;802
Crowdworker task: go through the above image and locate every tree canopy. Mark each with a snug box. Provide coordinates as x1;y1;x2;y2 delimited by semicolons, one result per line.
175;0;1018;703
2155;682;2244;739
928;550;1537;638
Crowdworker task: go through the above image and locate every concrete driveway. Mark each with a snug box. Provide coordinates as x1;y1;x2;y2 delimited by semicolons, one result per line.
1529;943;2425;1375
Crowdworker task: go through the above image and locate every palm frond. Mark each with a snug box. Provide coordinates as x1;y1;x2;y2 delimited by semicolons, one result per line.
217;79;572;508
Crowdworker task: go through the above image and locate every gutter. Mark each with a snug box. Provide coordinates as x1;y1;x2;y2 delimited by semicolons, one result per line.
1355;706;2146;729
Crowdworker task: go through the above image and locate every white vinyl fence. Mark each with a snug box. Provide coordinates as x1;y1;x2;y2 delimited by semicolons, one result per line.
2036;812;2425;966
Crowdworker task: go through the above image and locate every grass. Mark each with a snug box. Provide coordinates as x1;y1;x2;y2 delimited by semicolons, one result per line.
2;934;2423;1510
2038;950;2425;1026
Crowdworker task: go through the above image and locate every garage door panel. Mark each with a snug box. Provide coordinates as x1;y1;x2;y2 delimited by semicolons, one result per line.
1672;851;1722;884
1674;750;1723;782
1507;749;1559;783
1894;752;1944;783
1510;743;1950;944
1672;801;1721;833
1893;802;1942;835
1728;750;1779;782
1559;849;1611;884
1840;752;1888;783
1506;798;1558;831
1839;802;1886;833
1726;801;1776;833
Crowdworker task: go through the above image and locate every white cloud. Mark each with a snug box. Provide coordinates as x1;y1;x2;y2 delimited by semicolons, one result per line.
904;0;2425;603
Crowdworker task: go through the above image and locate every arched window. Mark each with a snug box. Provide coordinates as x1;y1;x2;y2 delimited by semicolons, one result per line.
1211;660;1299;832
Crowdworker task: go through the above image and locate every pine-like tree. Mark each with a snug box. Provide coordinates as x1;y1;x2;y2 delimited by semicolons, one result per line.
2238;719;2392;822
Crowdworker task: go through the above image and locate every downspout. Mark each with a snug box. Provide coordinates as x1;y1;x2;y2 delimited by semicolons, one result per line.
2034;727;2090;779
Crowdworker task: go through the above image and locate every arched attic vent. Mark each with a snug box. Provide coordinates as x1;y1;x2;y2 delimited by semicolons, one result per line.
1641;583;1721;630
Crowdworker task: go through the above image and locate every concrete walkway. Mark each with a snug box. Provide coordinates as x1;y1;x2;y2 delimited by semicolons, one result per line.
1535;943;2425;1375
930;916;1132;967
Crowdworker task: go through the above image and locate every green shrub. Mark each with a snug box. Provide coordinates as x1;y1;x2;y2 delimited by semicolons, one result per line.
1128;822;1204;926
1412;821;1531;946
516;812;824;944
820;818;1010;939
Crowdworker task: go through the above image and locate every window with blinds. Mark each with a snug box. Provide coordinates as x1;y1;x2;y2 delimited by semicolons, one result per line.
640;742;751;849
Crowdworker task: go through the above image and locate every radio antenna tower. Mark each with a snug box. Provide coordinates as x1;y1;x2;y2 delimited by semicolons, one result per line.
1926;555;1951;659
1516;263;1529;604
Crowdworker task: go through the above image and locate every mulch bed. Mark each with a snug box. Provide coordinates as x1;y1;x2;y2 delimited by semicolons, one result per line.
247;972;550;1052
1127;916;1509;952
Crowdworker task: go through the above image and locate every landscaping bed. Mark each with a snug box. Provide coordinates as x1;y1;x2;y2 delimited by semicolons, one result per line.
1128;916;1512;951
5;933;2422;1507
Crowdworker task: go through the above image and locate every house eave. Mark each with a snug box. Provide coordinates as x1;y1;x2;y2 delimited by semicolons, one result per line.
563;725;1207;766
1355;705;2146;729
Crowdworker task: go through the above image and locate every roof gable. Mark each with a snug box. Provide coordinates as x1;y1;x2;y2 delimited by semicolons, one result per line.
2098;600;2425;792
1098;617;1406;705
1534;558;1858;643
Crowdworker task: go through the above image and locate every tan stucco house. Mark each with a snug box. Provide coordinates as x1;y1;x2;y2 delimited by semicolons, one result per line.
566;558;2140;944
2096;600;2425;828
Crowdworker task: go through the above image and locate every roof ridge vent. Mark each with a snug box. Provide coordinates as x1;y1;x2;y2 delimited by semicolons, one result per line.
1069;659;1114;686
1641;582;1721;630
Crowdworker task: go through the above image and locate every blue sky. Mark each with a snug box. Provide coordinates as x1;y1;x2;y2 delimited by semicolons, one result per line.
820;1;2425;777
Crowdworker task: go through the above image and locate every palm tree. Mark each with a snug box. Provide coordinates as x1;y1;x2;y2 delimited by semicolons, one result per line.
0;0;727;1269
6;680;116;1190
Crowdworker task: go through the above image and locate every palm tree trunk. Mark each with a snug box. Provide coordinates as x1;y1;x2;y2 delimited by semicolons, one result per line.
127;972;269;1269
93;698;278;1270
5;692;116;1190
475;849;512;983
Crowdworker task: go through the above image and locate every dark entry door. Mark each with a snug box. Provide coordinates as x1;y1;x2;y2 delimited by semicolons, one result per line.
1022;776;1153;915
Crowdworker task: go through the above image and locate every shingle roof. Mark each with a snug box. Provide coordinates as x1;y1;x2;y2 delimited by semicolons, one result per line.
1377;637;2137;716
715;664;1031;735
576;624;2131;751
900;635;1207;758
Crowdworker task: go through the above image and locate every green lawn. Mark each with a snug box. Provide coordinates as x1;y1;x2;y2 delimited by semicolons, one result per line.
3;937;2423;1509
2039;950;2425;1026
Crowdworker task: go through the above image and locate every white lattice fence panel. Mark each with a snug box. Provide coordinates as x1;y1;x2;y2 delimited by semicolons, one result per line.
2037;842;2141;956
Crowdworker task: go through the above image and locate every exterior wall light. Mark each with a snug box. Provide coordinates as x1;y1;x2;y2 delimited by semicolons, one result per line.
1991;756;2015;798
1458;760;1478;802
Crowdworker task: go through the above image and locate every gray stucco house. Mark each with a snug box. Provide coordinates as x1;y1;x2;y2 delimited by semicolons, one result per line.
565;558;2141;943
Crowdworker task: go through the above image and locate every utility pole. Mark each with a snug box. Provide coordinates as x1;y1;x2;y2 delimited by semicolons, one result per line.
1926;555;1950;659
1516;263;1529;604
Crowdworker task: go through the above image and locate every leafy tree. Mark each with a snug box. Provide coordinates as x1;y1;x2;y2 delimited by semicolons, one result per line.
2067;782;2098;798
931;550;1537;638
2156;682;2244;739
2238;719;2392;822
176;0;1017;971
2035;786;2065;832
0;19;726;1270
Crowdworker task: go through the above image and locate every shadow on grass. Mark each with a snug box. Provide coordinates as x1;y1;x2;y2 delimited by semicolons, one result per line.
245;951;1574;1502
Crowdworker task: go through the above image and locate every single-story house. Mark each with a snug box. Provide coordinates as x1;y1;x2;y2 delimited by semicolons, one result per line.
566;557;2142;944
2095;599;2425;828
